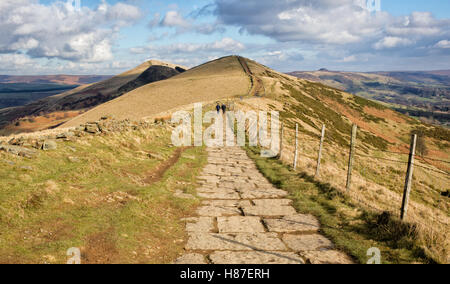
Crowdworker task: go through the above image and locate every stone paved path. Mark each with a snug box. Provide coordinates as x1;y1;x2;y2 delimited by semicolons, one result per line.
175;147;353;264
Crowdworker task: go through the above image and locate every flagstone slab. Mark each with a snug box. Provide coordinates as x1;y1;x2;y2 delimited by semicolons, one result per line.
217;216;265;233
186;233;287;251
197;206;242;217
202;200;251;207
196;187;234;194
185;217;215;233
300;250;354;264
253;199;292;207
242;203;297;217
209;251;305;264
197;191;241;200
218;182;237;189
238;188;288;199
282;234;334;252
264;214;320;233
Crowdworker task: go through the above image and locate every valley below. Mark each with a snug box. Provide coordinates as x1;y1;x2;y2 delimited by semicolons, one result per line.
288;70;450;127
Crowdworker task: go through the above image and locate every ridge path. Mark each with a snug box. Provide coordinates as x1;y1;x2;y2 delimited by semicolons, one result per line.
175;145;354;264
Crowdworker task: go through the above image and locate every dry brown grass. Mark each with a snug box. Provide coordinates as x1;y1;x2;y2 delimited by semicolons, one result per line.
0;111;81;136
238;95;449;263
54;60;185;100
62;56;249;128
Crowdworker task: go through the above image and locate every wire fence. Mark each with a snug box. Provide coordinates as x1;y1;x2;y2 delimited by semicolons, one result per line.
277;122;449;230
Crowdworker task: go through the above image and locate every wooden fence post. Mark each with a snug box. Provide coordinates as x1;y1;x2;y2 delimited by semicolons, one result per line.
400;134;417;220
293;124;299;170
346;124;358;192
279;123;284;160
315;124;326;178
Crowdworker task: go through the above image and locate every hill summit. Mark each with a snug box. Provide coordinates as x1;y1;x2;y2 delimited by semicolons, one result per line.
62;56;250;127
0;60;187;134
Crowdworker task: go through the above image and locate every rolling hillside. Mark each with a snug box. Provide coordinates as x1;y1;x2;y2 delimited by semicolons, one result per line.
288;70;450;127
62;56;249;127
0;83;79;109
0;60;187;135
0;76;113;110
0;75;112;85
0;55;448;263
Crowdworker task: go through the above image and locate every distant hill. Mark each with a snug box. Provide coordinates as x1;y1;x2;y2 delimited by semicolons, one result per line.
62;56;248;127
0;75;112;85
288;70;450;127
0;75;112;110
0;60;187;134
0;83;79;109
118;65;186;95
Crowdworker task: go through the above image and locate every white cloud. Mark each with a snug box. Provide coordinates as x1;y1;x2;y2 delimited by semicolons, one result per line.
153;9;224;35
161;11;191;28
0;52;142;75
435;40;450;49
338;55;357;62
0;0;141;63
259;50;304;63
131;37;245;55
0;53;34;71
210;38;245;51
129;38;246;68
215;0;392;44
214;0;450;52
374;37;414;50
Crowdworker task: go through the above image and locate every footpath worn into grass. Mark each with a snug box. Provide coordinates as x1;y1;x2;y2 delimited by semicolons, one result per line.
0;125;207;264
176;147;353;264
245;147;436;264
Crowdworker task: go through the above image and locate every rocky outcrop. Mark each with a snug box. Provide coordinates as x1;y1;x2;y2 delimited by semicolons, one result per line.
0;144;37;158
42;140;57;151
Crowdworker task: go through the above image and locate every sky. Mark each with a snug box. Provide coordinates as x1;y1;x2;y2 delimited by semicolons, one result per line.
0;0;450;75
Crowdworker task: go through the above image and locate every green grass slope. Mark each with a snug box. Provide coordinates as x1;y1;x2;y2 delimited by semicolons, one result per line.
288;70;450;127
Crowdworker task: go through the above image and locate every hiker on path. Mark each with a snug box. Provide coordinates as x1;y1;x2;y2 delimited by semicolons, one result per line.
221;104;227;114
216;103;221;114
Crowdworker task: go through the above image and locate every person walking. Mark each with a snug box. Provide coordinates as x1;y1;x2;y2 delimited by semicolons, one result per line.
216;103;221;114
221;104;227;114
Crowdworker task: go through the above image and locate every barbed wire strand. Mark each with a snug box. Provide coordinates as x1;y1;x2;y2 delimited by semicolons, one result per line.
414;164;450;176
